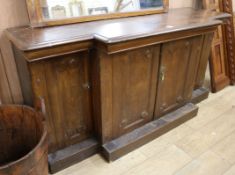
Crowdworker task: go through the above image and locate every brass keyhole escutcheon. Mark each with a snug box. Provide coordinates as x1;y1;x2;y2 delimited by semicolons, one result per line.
83;83;91;90
160;66;166;81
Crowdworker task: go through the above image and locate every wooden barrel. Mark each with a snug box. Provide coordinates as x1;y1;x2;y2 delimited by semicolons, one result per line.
0;105;48;175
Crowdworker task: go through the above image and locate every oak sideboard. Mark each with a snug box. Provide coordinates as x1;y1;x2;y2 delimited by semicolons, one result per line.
6;8;229;173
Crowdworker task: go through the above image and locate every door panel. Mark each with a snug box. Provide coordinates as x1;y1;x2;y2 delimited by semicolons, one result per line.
30;51;93;152
155;36;203;118
112;46;160;138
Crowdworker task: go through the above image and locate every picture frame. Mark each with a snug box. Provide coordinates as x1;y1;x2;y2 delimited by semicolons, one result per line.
26;0;169;27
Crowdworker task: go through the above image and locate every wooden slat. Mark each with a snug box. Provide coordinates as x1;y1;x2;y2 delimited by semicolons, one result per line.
191;87;210;104
102;103;198;161
48;138;99;173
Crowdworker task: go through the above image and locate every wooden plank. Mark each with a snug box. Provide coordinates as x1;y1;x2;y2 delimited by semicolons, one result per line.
191;87;210;104
48;138;99;174
102;103;198;162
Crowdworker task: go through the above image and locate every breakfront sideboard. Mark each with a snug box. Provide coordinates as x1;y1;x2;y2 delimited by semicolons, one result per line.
6;8;229;173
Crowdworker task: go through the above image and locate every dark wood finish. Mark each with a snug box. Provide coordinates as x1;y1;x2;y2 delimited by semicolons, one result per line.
29;51;94;153
155;36;203;117
191;87;210;104
96;45;160;141
0;105;48;175
103;103;198;161
24;50;97;172
6;8;227;172
5;8;228;51
112;46;159;138
194;33;214;90
48;138;99;173
95;32;216;144
95;26;220;55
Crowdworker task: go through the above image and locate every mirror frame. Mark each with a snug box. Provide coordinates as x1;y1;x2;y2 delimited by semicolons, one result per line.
26;0;169;27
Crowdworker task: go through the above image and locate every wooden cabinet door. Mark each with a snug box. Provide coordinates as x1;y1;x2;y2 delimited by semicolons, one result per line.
111;46;160;138
30;52;93;152
154;36;203;118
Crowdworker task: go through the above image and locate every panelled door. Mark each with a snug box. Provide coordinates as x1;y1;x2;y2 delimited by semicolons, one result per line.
30;51;93;152
154;36;204;118
111;45;160;138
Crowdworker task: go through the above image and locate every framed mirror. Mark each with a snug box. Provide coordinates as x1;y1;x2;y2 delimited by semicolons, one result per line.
26;0;169;27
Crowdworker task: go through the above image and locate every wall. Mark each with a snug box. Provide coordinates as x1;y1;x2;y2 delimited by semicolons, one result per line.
0;0;29;104
233;0;235;12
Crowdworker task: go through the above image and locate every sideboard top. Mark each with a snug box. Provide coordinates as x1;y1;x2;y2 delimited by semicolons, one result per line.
6;8;230;51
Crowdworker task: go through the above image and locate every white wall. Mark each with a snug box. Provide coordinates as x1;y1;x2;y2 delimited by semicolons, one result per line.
233;0;235;12
169;0;194;8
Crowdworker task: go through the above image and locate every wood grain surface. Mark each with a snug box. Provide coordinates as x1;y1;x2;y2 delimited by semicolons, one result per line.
0;105;48;175
6;8;228;51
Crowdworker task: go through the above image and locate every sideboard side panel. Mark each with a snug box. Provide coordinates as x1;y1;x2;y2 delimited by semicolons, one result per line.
30;61;58;152
98;51;114;143
195;33;214;89
12;46;33;106
183;35;204;101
